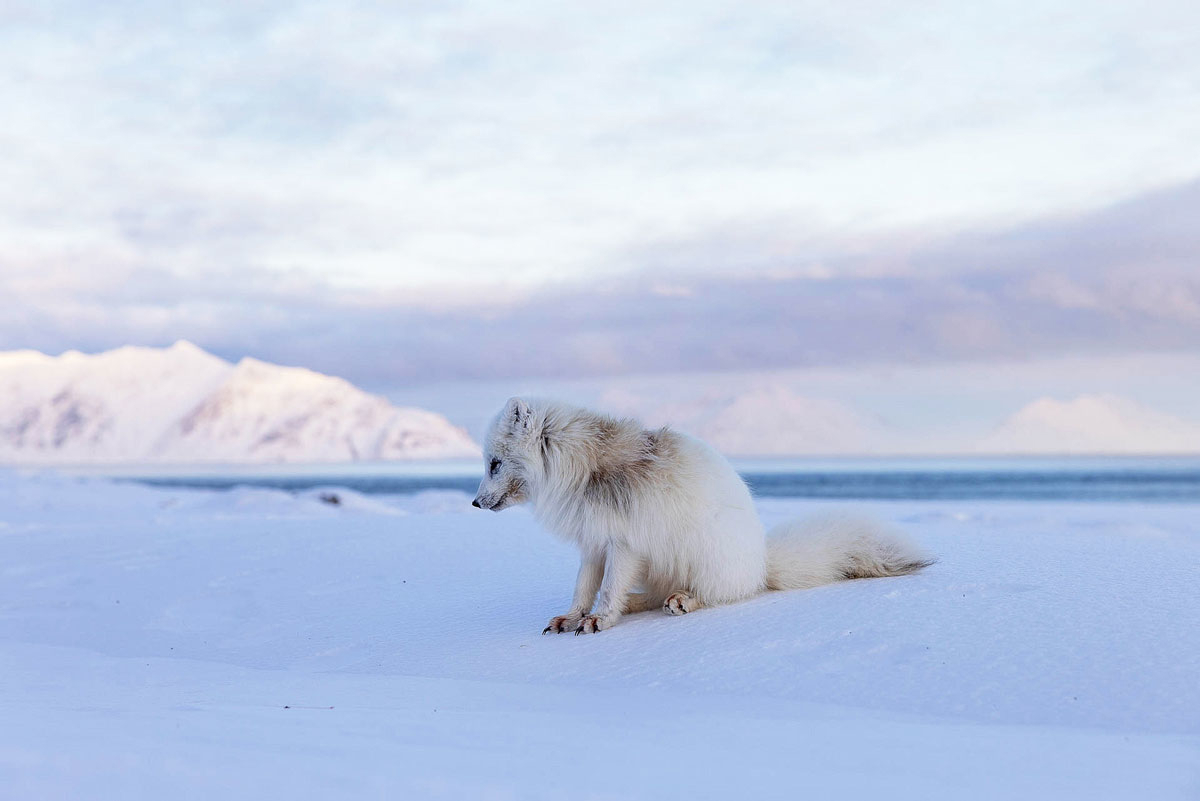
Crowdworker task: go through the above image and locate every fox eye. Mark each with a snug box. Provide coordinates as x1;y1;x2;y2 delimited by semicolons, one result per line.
489;458;501;476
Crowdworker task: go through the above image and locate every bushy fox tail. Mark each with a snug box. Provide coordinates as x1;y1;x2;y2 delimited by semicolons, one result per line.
765;513;935;591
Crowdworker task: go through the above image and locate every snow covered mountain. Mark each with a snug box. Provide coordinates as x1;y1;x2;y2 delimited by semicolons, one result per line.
0;342;480;464
979;394;1200;454
601;385;879;456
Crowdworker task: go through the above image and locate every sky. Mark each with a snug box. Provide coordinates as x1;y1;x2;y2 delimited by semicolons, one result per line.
2;1;1200;448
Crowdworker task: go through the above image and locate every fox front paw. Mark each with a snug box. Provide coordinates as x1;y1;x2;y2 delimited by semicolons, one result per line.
574;613;613;635
542;614;582;634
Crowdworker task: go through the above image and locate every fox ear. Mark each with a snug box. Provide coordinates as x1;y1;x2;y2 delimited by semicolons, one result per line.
504;397;534;436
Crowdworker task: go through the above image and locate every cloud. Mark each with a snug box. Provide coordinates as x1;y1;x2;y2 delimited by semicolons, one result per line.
3;175;1200;387
3;1;1200;295
3;3;1200;388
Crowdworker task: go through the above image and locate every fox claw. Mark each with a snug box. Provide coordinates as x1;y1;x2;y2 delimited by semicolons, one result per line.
543;614;580;634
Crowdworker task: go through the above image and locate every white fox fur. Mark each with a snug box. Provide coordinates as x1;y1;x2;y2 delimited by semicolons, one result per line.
473;397;933;634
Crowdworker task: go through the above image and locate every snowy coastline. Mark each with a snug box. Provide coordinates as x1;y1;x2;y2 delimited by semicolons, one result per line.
1;471;1197;799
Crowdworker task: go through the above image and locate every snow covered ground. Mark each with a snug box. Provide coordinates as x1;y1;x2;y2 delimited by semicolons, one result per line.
0;470;1197;799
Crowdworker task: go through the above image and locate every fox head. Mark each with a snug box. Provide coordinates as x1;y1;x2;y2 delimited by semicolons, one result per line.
472;397;538;511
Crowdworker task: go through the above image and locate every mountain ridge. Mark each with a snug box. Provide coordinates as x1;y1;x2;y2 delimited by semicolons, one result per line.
979;393;1200;455
0;342;480;464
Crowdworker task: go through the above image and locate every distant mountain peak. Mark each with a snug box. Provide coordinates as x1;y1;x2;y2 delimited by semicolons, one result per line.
0;343;479;464
981;393;1200;454
602;384;878;456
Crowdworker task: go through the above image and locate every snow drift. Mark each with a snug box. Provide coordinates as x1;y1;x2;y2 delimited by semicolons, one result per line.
0;471;1195;799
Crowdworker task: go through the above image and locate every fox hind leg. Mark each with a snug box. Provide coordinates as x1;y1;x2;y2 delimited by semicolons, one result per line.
663;591;701;616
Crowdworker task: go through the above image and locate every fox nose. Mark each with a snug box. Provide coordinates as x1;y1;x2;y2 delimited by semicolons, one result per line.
471;498;481;508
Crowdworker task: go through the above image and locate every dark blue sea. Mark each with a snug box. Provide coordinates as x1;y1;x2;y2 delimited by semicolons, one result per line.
105;456;1200;503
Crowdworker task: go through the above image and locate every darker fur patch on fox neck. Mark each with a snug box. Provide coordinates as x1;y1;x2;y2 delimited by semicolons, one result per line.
582;427;672;514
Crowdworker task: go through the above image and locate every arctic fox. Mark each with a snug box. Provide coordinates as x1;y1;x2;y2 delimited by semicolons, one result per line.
472;397;933;634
